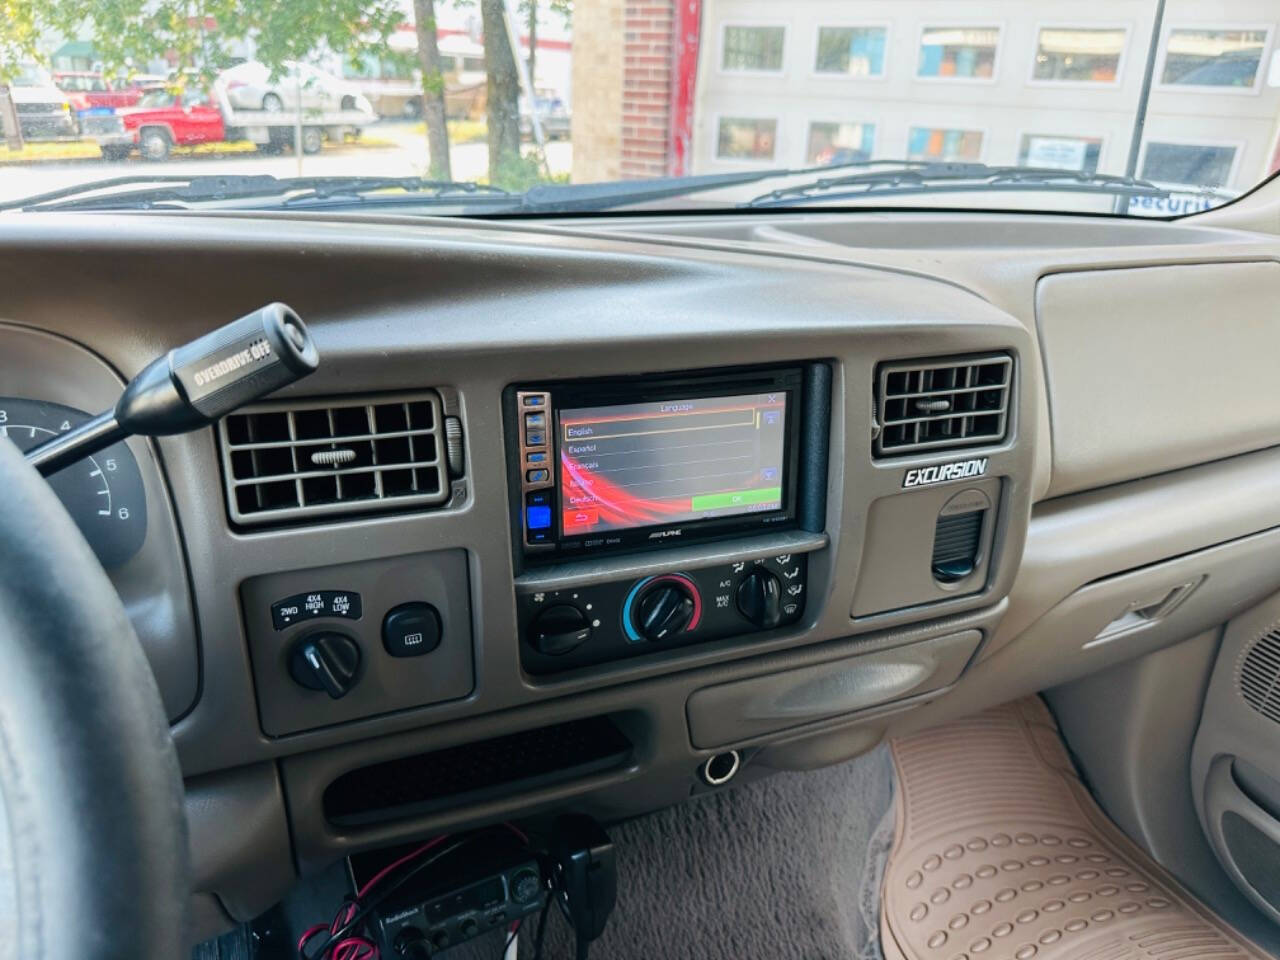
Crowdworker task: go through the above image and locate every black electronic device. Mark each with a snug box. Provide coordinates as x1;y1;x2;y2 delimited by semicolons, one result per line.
353;831;546;958
548;814;616;960
508;365;815;561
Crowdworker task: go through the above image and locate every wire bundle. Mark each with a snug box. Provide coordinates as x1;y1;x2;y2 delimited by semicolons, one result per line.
297;826;532;960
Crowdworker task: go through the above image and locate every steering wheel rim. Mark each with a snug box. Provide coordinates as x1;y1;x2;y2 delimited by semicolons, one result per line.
0;438;188;960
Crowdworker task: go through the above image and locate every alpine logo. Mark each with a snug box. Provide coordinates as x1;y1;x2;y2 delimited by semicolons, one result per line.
903;457;988;489
648;528;684;540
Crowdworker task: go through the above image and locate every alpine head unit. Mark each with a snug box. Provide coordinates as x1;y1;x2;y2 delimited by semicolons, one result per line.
508;365;821;561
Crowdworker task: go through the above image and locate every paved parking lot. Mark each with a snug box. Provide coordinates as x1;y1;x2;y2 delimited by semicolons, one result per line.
0;122;573;204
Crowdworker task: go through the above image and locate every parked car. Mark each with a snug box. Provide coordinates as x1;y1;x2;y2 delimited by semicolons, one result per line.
519;92;571;140
53;71;144;110
216;60;373;116
117;88;226;161
6;62;76;140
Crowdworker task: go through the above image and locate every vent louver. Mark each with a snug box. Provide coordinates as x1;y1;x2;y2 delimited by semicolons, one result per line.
219;391;451;525
875;353;1013;457
1239;628;1280;725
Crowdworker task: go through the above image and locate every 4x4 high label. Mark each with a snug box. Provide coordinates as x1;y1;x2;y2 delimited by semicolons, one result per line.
902;457;988;489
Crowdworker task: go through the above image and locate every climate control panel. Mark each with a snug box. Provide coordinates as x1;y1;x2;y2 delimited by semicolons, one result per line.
518;552;807;675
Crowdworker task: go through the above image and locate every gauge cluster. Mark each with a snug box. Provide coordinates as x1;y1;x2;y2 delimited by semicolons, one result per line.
1;397;147;567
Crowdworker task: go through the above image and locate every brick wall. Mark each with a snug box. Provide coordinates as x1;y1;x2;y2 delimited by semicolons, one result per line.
571;0;677;181
621;1;674;178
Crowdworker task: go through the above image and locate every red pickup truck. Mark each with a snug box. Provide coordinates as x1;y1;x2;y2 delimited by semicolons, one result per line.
53;72;151;111
118;89;226;160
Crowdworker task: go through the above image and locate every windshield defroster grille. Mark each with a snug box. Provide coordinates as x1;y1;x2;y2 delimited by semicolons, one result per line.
219;391;449;525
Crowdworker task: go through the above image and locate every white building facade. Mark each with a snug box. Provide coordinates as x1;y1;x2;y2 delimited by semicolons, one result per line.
692;0;1280;199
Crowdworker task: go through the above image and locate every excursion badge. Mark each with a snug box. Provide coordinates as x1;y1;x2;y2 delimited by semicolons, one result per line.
902;457;988;489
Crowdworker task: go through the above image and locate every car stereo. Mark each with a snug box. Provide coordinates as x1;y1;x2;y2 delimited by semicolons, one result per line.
507;365;820;561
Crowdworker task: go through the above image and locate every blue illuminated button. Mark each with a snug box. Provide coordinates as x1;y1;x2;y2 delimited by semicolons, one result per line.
526;431;546;446
523;395;545;406
526;505;552;530
526;468;549;483
525;412;546;429
527;451;547;464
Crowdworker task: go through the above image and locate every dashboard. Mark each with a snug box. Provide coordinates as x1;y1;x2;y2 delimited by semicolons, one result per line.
6;207;1280;934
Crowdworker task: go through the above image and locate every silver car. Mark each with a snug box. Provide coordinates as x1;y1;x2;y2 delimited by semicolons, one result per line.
216;60;373;115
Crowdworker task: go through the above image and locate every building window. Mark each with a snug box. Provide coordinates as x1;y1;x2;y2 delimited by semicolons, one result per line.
907;127;983;161
717;117;777;160
461;57;486;73
807;122;875;165
1141;142;1236;188
1033;27;1125;83
917;27;999;79
722;26;785;72
815;27;887;77
1161;28;1267;87
1018;134;1102;173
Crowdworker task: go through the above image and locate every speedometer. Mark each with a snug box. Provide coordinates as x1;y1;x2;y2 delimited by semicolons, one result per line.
0;397;147;568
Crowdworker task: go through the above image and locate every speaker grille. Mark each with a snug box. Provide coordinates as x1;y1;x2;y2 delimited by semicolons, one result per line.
1238;628;1280;724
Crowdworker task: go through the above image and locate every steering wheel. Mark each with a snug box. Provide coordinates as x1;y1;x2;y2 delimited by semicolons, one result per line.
0;438;188;960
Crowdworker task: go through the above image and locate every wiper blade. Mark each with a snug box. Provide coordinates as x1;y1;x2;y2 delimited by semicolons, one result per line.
0;175;513;212
745;162;1172;208
512;169;798;213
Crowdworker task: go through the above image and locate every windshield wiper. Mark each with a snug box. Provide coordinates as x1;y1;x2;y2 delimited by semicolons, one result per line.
0;175;515;213
744;162;1172;208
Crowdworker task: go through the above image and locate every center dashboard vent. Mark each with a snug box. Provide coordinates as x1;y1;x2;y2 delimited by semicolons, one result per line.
219;391;459;525
874;353;1013;457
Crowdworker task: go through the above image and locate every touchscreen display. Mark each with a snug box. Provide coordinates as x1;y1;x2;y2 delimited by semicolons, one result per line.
558;391;787;536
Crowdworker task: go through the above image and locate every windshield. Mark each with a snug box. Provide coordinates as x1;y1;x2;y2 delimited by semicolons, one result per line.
2;1;1278;217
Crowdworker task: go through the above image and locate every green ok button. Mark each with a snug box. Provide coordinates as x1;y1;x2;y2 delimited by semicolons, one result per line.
691;486;782;511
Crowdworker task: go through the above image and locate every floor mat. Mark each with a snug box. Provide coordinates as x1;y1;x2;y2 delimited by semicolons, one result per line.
443;743;895;960
882;699;1268;960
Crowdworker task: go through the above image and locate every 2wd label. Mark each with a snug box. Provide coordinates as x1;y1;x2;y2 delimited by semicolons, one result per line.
902;457;988;489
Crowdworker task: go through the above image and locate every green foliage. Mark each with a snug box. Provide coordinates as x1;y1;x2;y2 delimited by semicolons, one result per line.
0;0;42;83
4;0;406;86
488;150;565;191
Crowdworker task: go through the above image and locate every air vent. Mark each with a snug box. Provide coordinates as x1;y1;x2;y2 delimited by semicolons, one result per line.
219;391;452;525
875;353;1012;457
1239;628;1280;725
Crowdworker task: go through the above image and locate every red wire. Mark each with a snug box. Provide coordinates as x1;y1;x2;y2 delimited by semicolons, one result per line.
298;923;329;953
355;833;450;900
304;824;529;960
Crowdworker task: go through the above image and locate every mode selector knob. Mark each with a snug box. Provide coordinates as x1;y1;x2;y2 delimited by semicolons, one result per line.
736;569;783;629
288;631;361;699
528;604;592;656
635;582;695;641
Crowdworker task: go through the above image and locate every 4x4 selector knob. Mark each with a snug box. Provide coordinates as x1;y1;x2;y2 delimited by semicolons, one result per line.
288;631;361;699
634;581;696;641
736;569;783;628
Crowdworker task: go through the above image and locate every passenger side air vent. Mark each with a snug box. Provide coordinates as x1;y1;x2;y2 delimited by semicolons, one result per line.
874;353;1012;457
1238;627;1280;725
219;391;457;525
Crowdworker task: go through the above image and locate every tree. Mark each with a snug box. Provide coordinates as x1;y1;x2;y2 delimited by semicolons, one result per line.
0;0;42;84
521;0;569;95
412;0;451;180
10;0;404;88
479;0;520;184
